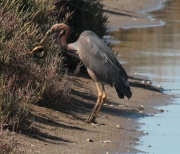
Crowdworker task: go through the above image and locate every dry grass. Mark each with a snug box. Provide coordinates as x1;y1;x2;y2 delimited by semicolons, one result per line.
0;0;108;152
0;130;21;154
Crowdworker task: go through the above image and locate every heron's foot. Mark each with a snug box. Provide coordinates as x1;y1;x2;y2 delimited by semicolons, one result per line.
85;117;96;124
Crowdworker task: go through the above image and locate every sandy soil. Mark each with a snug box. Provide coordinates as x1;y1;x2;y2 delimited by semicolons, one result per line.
7;0;172;154
11;73;171;154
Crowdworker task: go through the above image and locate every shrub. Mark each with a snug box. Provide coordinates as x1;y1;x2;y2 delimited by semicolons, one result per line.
0;0;66;130
0;0;108;130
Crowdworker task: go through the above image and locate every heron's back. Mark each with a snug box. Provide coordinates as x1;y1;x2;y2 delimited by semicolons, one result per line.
77;31;132;99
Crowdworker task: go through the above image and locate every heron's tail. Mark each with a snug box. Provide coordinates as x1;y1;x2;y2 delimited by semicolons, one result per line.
114;81;132;99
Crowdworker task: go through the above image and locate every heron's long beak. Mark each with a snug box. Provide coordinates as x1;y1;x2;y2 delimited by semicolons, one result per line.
40;30;52;45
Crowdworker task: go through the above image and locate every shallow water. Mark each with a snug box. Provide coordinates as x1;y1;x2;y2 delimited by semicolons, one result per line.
110;0;180;153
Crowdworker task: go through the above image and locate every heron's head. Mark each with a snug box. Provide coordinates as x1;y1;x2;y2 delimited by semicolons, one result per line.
40;23;71;46
30;23;71;57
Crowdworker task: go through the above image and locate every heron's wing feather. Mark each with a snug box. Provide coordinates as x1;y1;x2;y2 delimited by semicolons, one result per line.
78;31;132;98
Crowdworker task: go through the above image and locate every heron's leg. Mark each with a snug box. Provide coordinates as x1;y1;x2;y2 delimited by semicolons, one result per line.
86;82;102;123
91;84;106;122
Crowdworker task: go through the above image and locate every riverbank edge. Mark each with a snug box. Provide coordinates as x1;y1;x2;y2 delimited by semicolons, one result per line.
6;0;173;154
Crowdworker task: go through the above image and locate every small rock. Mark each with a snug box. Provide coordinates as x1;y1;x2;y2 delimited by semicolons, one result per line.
91;123;97;126
87;139;93;142
141;81;145;84
160;109;164;112
157;85;161;88
103;140;111;143
106;152;110;154
99;122;105;125
116;125;120;128
147;81;151;84
138;105;144;110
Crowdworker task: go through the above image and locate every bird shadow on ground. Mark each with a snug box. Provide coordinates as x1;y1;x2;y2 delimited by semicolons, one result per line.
20;110;90;144
24;126;71;145
32;114;87;131
23;74;155;144
69;85;149;122
20;125;71;145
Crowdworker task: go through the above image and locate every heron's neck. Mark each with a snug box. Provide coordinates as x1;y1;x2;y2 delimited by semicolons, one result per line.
59;36;68;49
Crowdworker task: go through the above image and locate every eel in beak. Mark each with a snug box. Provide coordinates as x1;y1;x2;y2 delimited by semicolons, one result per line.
30;30;52;58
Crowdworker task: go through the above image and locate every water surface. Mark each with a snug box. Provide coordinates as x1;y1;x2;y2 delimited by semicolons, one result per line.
110;0;180;153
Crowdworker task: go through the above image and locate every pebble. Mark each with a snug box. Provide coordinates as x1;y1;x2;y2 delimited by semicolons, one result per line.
87;139;93;142
138;105;144;110
116;125;120;128
147;81;151;84
159;109;164;112
103;140;111;143
157;85;161;88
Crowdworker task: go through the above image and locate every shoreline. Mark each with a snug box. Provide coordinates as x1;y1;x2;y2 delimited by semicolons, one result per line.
15;74;172;154
102;0;167;31
11;0;172;153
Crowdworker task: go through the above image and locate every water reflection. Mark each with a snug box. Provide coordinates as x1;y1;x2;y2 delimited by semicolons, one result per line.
137;98;180;154
110;0;180;96
110;0;180;153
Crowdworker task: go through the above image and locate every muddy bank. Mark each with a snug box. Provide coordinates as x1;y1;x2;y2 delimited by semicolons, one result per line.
12;73;172;154
9;0;172;154
102;0;166;30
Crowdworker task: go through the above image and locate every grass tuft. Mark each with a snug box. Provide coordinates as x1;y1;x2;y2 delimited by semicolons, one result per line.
0;0;108;152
